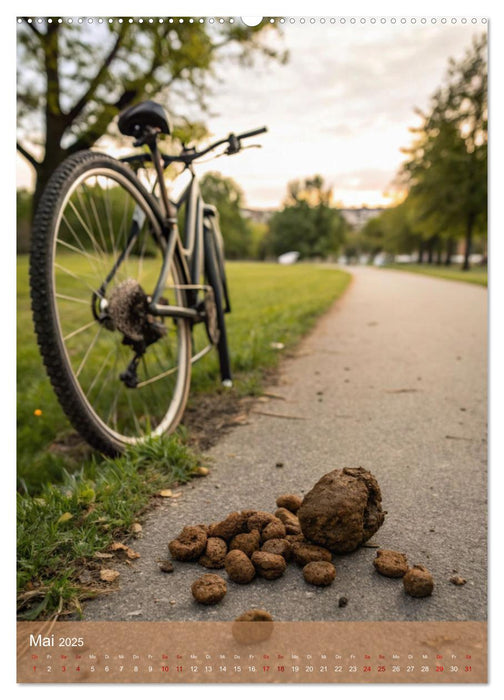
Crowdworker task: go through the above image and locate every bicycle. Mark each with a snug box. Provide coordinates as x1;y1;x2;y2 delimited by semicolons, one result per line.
29;99;267;456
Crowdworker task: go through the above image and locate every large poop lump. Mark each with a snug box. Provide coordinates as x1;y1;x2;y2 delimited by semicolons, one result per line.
276;494;303;513
229;530;261;558
169;525;207;561
297;467;385;553
209;512;248;541
373;550;408;578
199;537;228;569
232;609;274;645
403;565;434;598
191;573;227;604
291;541;332;566
225;550;256;584
251;551;286;580
303;561;336;587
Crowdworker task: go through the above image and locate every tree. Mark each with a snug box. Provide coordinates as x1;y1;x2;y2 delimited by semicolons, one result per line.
17;19;285;216
400;34;487;269
199;172;253;259
266;175;348;258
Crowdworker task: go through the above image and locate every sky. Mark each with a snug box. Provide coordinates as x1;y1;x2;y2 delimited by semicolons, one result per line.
16;18;485;209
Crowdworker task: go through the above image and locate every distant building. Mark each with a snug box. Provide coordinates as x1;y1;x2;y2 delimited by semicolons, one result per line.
242;206;385;229
241;208;276;224
338;207;385;230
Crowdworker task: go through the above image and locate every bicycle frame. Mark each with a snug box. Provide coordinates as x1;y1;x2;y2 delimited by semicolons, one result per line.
116;137;226;364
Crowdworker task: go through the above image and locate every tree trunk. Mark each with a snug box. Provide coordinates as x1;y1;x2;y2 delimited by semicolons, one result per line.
31;144;66;223
462;213;475;271
444;237;454;266
436;244;442;265
417;242;425;264
427;238;434;264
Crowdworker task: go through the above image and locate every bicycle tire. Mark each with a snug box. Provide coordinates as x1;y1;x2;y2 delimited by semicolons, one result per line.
204;219;232;383
30;150;192;456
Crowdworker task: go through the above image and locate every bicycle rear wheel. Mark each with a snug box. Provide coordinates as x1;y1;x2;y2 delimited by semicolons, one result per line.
30;150;192;455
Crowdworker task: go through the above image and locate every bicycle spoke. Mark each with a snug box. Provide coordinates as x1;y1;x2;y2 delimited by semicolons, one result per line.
86;344;117;400
68;199;106;261
75;326;102;379
63;320;97;342
54;262;102;297
55;292;93;305
83;178;109;255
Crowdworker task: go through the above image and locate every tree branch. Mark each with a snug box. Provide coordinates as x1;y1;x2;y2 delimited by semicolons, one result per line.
17;141;40;169
25;20;43;39
65;27;128;125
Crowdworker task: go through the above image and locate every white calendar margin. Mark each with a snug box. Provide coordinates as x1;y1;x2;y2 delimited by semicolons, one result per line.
5;0;503;697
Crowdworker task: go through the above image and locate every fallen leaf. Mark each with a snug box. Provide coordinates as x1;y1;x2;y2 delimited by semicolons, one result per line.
194;467;209;477
57;512;73;524
450;575;467;586
126;547;140;560
231;414;248;425
94;552;113;559
110;542;128;551
100;569;120;583
159;489;173;497
131;523;143;534
170;492;182;499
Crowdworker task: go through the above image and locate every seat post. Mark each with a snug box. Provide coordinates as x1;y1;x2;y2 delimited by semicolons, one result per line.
147;135;178;225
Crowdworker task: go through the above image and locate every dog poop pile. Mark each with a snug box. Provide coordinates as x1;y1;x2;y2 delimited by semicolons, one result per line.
168;489;339;606
166;467;390;607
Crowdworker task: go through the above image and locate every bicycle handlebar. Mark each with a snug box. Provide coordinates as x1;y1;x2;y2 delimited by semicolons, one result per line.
121;127;268;168
236;126;268;140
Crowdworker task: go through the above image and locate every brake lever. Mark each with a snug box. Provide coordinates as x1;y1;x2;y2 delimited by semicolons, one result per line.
226;134;241;155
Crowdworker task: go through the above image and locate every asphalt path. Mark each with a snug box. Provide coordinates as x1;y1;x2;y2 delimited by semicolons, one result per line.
83;266;487;622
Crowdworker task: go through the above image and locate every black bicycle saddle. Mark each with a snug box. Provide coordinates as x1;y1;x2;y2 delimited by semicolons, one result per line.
118;100;172;137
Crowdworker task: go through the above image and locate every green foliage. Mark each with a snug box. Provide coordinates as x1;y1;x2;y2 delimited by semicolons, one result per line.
355;35;487;267
199;172;253;259
359;200;423;256
266;175;348;258
399;34;487;268
17;434;201;619
385;263;487;287
17;19;285;216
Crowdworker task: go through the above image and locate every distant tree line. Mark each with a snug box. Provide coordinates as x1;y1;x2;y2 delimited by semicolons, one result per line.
355;35;487;269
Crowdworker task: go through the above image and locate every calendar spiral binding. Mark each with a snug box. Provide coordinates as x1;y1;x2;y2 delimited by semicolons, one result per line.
17;17;488;25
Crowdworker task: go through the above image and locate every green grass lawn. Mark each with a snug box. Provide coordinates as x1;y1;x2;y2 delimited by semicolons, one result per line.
384;263;487;287
17;256;350;618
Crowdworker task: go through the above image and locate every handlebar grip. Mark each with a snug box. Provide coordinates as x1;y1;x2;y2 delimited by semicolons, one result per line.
237;126;268;140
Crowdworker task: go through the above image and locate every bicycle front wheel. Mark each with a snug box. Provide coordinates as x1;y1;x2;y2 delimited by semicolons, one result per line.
30;150;192;456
